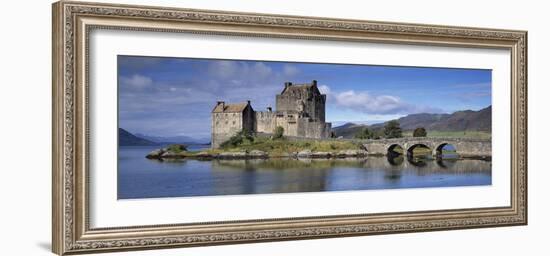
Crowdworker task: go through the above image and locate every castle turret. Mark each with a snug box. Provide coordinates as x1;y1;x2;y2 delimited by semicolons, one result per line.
275;80;326;122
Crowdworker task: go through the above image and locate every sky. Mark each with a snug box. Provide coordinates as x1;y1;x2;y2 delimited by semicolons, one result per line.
118;55;491;138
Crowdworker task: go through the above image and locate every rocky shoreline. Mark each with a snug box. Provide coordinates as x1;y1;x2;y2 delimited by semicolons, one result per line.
145;145;491;161
146;147;369;160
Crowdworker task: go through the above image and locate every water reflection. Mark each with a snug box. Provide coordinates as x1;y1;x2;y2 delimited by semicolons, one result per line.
118;146;492;199
387;154;404;166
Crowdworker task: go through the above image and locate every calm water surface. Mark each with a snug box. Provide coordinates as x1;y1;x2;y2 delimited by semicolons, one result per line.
118;146;491;199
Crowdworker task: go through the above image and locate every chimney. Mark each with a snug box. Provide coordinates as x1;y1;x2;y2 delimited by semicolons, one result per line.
267;107;272;112
217;101;225;109
312;80;317;86
284;82;292;88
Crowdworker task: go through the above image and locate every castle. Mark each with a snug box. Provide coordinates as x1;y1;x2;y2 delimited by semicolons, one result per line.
211;80;332;148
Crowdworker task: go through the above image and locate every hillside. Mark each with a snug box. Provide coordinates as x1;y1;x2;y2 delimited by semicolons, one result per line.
119;128;158;146
331;123;368;138
135;133;210;145
333;106;492;138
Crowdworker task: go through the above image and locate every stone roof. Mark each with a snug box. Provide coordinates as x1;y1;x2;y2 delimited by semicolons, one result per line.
212;102;249;113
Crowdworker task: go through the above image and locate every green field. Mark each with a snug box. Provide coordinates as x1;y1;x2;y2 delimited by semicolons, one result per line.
402;130;491;139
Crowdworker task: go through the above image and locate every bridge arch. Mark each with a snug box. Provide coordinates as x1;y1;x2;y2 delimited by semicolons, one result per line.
387;144;404;156
406;143;432;157
434;142;458;157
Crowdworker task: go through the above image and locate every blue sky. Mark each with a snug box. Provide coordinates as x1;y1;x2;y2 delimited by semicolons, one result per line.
118;55;491;138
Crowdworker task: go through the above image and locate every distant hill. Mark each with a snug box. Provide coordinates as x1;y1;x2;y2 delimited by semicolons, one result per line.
331;122;367;138
333;106;492;138
135;133;210;145
119;128;158;146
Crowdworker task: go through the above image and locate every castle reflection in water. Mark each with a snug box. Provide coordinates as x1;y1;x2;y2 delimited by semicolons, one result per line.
117;146;491;199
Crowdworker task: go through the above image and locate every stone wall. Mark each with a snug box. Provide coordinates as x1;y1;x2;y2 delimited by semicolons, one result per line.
255;111;277;134
242;105;255;133
211;112;243;148
275;88;326;122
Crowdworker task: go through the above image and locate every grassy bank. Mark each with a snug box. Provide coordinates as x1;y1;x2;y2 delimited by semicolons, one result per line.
218;136;362;156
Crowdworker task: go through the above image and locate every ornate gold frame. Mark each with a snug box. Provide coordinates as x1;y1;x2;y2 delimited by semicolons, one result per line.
52;1;527;255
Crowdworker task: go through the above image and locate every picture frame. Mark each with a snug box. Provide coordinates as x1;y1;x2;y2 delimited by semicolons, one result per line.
52;1;527;255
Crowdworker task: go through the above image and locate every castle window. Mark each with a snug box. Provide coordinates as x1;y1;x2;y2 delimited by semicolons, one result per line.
232;121;236;125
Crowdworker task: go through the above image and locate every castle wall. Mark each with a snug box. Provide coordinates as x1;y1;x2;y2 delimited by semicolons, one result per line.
211;112;243;148
242;106;255;133
299;118;332;139
255;111;277;134
275;88;326;122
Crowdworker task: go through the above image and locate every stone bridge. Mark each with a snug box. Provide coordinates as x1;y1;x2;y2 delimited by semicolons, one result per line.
359;137;491;158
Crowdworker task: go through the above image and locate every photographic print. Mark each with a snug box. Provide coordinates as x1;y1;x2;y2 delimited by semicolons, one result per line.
52;3;527;253
117;56;492;199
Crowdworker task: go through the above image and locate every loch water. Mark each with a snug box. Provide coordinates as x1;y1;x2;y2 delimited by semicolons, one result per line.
118;146;491;199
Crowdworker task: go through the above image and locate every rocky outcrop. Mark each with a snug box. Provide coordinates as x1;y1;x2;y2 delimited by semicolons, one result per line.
334;150;368;158
295;150;368;159
146;148;368;160
146;148;165;159
161;151;185;158
195;151;214;158
145;144;188;159
217;152;248;159
297;150;312;158
310;152;332;158
249;150;268;158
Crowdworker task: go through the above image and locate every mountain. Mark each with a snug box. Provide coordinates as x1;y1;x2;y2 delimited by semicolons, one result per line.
333;106;492;138
119;128;158;146
135;133;210;145
331;123;368;138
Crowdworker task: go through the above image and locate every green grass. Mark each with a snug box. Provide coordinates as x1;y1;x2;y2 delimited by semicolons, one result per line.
166;144;186;153
217;136;361;156
402;130;491;139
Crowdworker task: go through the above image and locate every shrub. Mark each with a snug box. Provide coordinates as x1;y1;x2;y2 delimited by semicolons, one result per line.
384;120;403;138
220;130;254;148
413;127;427;137
167;144;187;153
354;127;372;139
273;126;285;139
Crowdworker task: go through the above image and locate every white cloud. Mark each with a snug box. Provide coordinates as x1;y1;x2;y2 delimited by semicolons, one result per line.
208;60;239;79
208;60;273;82
321;85;442;115
283;64;300;77
120;74;153;89
318;84;331;95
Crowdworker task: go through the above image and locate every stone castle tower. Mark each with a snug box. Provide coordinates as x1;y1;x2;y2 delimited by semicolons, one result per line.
211;80;332;148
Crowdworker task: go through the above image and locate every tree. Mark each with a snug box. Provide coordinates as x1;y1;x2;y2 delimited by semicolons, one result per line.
384;120;402;138
354;127;372;139
273;126;285;139
413;127;427;137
